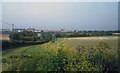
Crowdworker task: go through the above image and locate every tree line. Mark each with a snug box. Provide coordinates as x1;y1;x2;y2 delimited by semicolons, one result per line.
2;30;119;50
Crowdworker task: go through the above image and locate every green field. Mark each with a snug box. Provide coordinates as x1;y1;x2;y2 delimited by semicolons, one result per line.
2;36;119;71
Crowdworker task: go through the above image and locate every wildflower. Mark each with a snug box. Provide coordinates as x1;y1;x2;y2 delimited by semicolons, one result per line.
63;59;66;61
58;67;60;69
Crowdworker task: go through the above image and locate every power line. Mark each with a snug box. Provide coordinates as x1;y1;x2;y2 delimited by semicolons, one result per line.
0;20;13;25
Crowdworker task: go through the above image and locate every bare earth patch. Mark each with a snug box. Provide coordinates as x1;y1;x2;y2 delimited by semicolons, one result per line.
0;34;10;41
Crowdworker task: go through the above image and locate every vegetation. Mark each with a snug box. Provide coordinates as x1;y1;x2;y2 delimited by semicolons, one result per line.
9;31;40;41
2;30;119;50
9;31;53;42
2;31;53;50
2;36;118;72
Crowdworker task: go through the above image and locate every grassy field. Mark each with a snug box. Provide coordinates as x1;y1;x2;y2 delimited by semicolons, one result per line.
2;36;119;71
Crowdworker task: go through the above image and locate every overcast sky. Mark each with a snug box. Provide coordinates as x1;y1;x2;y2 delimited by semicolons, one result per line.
2;2;118;30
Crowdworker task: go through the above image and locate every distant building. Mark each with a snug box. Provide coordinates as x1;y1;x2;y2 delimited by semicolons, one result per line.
12;28;43;33
13;29;26;32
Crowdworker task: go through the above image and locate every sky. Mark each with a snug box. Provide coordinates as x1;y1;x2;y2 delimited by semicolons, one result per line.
2;2;118;31
1;0;119;2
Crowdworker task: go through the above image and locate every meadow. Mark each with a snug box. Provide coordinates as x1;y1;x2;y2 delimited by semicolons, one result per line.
2;36;119;72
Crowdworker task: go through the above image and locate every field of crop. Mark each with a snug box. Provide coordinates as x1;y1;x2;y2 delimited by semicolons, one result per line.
2;36;119;72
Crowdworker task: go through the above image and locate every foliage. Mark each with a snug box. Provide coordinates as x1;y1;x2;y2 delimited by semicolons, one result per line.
9;31;39;41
